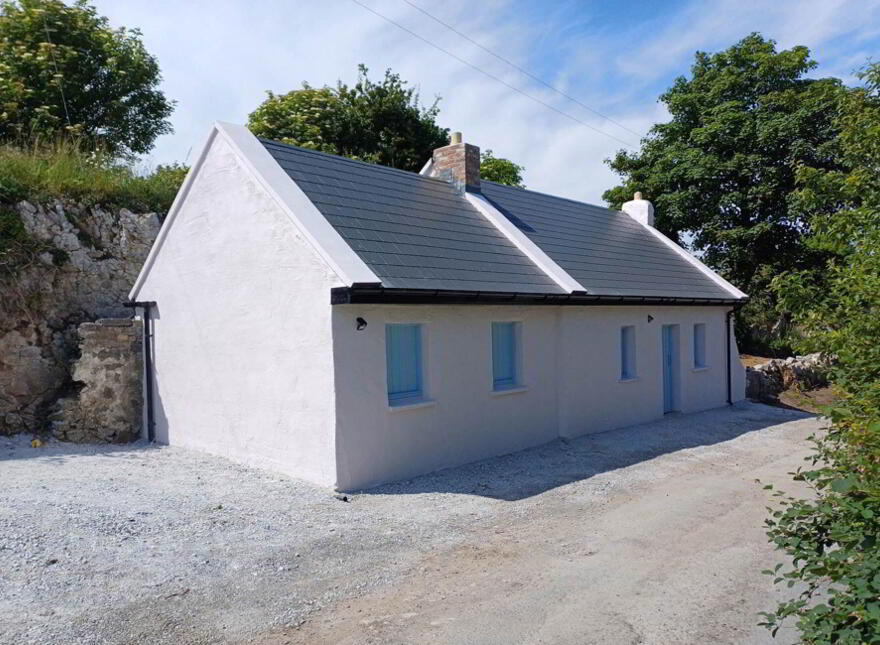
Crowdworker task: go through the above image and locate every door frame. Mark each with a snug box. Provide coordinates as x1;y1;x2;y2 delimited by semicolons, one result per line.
662;324;681;413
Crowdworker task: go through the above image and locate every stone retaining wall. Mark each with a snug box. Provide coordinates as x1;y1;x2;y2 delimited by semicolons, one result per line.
745;353;832;402
0;200;158;435
50;318;143;443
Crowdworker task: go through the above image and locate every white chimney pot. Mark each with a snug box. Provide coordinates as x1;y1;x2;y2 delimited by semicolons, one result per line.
622;192;655;227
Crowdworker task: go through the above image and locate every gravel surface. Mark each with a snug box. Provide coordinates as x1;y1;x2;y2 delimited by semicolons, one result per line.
0;402;821;644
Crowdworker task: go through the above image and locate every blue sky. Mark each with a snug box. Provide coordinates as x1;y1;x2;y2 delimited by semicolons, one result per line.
92;0;880;204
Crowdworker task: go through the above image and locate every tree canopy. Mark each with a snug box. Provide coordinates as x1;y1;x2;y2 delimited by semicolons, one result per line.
480;149;525;187
248;65;449;173
773;62;880;393
603;34;846;351
0;0;174;156
248;65;526;179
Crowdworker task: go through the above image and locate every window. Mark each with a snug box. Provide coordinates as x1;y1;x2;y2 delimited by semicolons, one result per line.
492;321;521;390
693;323;707;368
386;324;423;404
620;325;636;380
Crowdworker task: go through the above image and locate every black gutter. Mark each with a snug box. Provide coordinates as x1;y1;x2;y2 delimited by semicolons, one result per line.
124;301;156;442
331;286;746;307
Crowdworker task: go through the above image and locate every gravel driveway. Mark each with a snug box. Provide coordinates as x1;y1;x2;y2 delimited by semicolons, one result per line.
1;402;820;644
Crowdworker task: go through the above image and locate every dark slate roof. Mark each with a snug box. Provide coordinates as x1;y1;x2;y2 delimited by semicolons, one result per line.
262;140;563;294
479;181;734;300
261;138;737;301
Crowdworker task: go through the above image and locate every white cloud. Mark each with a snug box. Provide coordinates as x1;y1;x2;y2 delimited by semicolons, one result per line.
92;0;879;205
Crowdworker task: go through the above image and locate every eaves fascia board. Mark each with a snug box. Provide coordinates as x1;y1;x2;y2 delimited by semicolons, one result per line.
331;286;747;307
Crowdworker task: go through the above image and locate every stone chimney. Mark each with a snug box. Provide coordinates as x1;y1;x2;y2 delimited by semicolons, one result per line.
430;131;480;192
621;191;654;227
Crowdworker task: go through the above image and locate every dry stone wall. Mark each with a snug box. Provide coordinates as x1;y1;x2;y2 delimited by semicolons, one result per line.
0;200;159;437
50;319;143;442
745;353;832;401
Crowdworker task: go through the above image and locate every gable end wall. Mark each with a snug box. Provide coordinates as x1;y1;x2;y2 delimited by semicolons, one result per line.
135;133;343;486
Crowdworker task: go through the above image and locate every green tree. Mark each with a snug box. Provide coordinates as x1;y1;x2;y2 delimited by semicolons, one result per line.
249;65;525;176
602;34;846;352
480;149;524;187
249;65;449;173
0;0;173;156
761;62;880;644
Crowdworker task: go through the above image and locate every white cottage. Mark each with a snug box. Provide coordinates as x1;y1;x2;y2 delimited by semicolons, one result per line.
129;123;747;491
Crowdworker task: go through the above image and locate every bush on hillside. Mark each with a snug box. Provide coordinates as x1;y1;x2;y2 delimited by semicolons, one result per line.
0;142;186;213
0;142;184;277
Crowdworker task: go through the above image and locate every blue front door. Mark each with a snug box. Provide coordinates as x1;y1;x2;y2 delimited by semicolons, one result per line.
662;325;679;413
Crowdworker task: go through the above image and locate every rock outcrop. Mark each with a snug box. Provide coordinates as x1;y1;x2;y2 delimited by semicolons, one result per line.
745;353;832;402
0;200;159;436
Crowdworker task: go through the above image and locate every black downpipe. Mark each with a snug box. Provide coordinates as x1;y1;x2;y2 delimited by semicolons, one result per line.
726;308;733;405
124;301;156;442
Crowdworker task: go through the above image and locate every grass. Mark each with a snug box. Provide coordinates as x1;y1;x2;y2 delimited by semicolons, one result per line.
740;354;773;368
0;142;186;214
0;141;186;276
778;385;838;414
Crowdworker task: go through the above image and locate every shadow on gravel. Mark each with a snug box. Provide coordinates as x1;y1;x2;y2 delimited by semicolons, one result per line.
0;438;158;464
364;403;815;501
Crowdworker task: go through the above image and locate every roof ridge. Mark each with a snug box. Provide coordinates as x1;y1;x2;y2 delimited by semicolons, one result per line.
259;137;451;185
262;137;621;216
481;179;619;215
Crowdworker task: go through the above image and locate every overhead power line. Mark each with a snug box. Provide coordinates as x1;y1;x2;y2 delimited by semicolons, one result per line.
400;0;642;139
42;16;72;129
348;0;637;149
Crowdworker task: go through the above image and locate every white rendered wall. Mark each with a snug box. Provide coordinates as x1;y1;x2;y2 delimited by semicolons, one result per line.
332;304;744;490
135;134;343;486
557;306;737;437
730;312;747;403
332;305;561;490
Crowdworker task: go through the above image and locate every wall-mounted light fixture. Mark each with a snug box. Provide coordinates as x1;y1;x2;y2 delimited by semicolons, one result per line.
647;315;654;323
356;317;368;331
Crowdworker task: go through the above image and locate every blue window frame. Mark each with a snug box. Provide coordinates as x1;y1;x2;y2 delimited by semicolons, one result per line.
492;322;520;390
693;323;707;368
620;325;636;379
386;324;423;404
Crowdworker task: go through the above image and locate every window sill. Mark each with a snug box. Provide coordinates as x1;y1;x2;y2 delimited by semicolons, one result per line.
618;376;640;383
490;385;528;397
387;398;436;412
692;366;710;372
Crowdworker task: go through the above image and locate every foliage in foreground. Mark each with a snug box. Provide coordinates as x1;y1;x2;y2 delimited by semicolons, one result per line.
763;400;880;643
0;141;186;212
0;0;173;156
761;63;880;644
602;34;847;353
